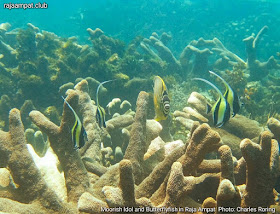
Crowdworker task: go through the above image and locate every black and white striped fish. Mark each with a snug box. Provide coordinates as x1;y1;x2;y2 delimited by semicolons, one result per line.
62;96;87;149
209;71;242;117
193;78;231;127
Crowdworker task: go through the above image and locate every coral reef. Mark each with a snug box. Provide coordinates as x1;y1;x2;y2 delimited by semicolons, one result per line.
140;26;278;81
0;21;279;130
1;82;280;213
30;81;91;203
0;109;72;213
0;20;280;214
174;91;263;158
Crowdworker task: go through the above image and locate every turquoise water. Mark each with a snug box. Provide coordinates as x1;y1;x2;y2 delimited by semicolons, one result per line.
0;0;280;125
1;0;279;56
1;1;280;213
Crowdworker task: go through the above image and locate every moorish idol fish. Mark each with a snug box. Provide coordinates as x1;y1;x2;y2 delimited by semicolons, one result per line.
193;78;231;127
209;71;242;117
96;80;115;128
153;76;170;121
61;96;87;149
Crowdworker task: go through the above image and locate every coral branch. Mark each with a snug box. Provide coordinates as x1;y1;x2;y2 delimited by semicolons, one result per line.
73;80;103;160
141;33;181;72
267;117;280;143
159;162;185;208
216;145;241;210
243;26;279;80
124;91;149;184
119;160;136;206
216;179;240;211
30;88;89;203
212;38;245;65
180;123;222;175
253;25;268;49
218;145;235;184
136;145;185;199
240;131;279;208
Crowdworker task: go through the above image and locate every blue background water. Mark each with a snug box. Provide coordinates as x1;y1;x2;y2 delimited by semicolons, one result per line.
1;0;280;59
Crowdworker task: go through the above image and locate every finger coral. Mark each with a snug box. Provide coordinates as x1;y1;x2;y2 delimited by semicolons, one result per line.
240;131;279;208
1;85;280;213
0;109;71;213
267;117;280;142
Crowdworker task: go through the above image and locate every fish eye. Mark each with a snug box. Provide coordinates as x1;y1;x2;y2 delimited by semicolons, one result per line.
164;103;170;108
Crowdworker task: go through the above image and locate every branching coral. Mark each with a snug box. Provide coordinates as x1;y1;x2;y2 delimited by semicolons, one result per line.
141;32;181;73
140;26;279;82
29;80;106;203
29;85;90;203
240;131;279;208
1;20;280;214
0;109;71;213
124;91;149;184
243;26;280;81
174;91;263;158
267;117;280;143
1;85;280;213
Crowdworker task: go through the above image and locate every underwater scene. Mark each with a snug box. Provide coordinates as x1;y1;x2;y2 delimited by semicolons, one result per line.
1;0;280;213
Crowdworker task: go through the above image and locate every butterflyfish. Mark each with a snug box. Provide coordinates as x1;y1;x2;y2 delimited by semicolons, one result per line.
193;78;231;127
62;96;87;149
209;71;242;117
96;80;115;128
153;76;170;121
